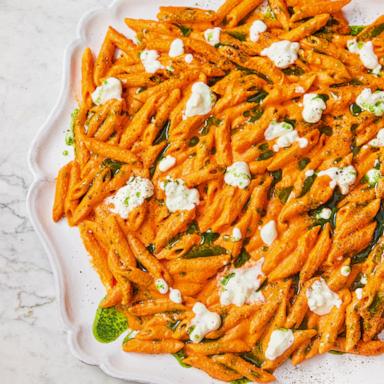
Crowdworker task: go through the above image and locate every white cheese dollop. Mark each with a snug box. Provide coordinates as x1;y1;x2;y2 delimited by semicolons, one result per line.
169;288;182;304
261;40;300;68
347;39;381;74
318;166;357;195
265;329;294;360
377;329;384;341
160;176;199;212
140;49;164;73
91;77;122;105
155;278;169;294
189;302;221;343
306;278;342;316
219;259;265;306
105;176;154;219
305;169;314;178
224;161;251;189
369;128;384;147
340;266;351;277
365;168;381;187
158;155;176;172
355;288;363;300
204;27;221;46
265;121;308;151
184;53;194;63
232;227;242;242
317;207;332;220
169;38;184;57
302;93;327;123
260;220;277;246
124;328;139;341
360;274;368;285
356;88;384;116
184;82;215;119
249;20;267;42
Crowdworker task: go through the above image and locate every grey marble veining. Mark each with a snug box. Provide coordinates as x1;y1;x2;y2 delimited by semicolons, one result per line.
0;1;128;382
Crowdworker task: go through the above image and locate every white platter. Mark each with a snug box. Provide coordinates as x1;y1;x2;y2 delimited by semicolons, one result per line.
26;0;384;383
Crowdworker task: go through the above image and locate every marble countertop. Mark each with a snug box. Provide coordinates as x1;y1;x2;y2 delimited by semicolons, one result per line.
0;1;129;382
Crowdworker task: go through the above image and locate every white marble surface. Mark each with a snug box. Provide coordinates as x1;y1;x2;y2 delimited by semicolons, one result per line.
0;1;128;382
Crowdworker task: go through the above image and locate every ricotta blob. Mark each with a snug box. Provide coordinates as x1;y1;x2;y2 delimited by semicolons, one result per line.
219;259;265;306
105;176;154;218
160;177;199;212
184;82;215;118
249;20;267;42
306;278;341;315
265;329;294;360
356;88;384;116
140;50;164;73
347;39;381;74
224;161;251;189
261;40;300;68
189;302;221;343
260;220;277;246
91;77;122;105
302;93;327;123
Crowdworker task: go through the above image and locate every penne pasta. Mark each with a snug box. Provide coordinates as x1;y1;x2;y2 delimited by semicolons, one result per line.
52;1;384;381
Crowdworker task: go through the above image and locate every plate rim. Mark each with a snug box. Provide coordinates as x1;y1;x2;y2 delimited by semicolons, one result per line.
25;1;384;383
25;0;160;382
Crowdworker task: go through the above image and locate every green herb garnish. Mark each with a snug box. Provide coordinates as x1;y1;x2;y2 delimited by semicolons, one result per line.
231;379;250;384
175;24;192;36
368;292;384;314
102;158;124;176
186;221;199;234
244;107;264;122
183;244;227;259
350;25;365;36
172;350;191;368
328;350;345;355
227;31;247;41
247;90;268;104
352;202;384;264
319;125;333;136
277;186;293;204
300;174;317;197
93;305;128;343
200;116;222;135
257;149;274;161
350;103;362;116
234;248;250;268
267;169;282;199
188;136;200;147
221;272;236;286
298;157;310;170
240;352;262;368
282;66;305;76
153;120;170;145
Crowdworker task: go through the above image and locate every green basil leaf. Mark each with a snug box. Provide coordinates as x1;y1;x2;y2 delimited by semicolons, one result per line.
175;24;192;36
234;248;251;268
172;350;191;368
298;157;310;170
282;66;305;76
247;90;269;104
257;149;274;161
183;244;227;258
350;25;365;36
300;174;317;197
227;31;247;41
277;186;293;204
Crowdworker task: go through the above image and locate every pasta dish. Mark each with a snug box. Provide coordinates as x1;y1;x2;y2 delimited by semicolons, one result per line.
52;0;384;382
